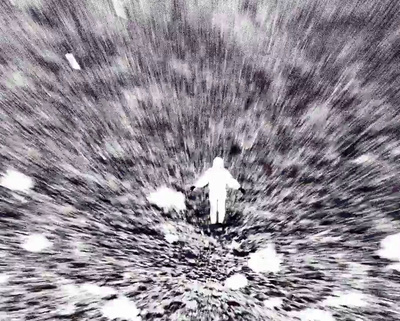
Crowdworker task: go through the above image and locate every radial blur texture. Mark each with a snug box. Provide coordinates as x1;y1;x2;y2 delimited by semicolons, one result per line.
0;0;400;320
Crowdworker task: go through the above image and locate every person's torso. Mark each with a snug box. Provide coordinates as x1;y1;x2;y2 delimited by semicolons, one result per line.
207;168;230;192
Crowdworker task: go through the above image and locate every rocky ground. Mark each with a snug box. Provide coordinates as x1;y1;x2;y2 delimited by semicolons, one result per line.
0;0;400;320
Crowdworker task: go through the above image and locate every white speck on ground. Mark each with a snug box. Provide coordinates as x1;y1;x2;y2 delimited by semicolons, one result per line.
21;234;52;253
351;154;375;164
0;274;9;284
0;170;34;192
110;0;127;19
101;296;141;321
297;308;336;321
224;273;248;290
377;233;400;261
65;53;81;70
146;186;186;212
322;291;369;308
263;297;283;309
248;244;282;273
80;283;117;297
56;303;76;316
60;283;81;297
165;233;179;244
184;300;198;310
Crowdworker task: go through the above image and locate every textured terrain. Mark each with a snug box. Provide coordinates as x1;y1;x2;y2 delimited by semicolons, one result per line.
0;0;400;320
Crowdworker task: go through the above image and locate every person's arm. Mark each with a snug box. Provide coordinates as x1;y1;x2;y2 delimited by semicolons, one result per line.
226;171;246;194
226;171;241;190
190;169;210;191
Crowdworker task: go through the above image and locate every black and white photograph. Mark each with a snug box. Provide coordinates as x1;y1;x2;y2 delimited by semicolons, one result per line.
0;0;400;320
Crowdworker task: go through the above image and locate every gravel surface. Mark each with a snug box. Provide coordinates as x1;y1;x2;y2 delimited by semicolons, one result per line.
1;0;400;320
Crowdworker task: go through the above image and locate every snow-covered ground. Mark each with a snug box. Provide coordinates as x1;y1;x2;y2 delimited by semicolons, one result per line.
1;0;400;320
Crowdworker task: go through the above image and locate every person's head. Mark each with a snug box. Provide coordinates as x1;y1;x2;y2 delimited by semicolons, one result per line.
212;157;224;168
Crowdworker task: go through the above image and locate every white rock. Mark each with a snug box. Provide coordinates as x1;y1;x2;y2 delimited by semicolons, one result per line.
21;234;52;253
224;273;248;290
65;53;81;70
248;244;282;273
377;233;400;261
60;283;81;297
0;274;10;284
146;186;186;212
297;308;336;321
165;233;179;244
0;170;34;192
322;291;368;308
81;283;117;297
263;297;283;309
57;303;76;316
101;296;141;321
161;223;176;233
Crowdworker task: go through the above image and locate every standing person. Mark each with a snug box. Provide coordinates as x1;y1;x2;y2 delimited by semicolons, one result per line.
190;157;245;224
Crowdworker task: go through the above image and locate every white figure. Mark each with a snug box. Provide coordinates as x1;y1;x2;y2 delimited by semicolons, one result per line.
191;157;245;224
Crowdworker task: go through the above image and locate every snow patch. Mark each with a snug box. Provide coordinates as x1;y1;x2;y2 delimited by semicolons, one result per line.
263;297;283;309
248;244;282;273
65;53;81;70
351;154;375;165
57;303;76;316
59;205;76;215
184;300;198;310
81;283;117;297
60;283;81;297
165;233;179;244
146;186;186;212
0;170;34;192
0;274;9;284
322;291;369;308
101;296;141;321
297;308;336;321
61;282;117;301
224;273;248;290
21;234;52;252
377;233;400;261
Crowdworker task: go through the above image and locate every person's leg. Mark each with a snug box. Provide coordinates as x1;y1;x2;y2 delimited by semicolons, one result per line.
217;197;226;224
209;197;217;224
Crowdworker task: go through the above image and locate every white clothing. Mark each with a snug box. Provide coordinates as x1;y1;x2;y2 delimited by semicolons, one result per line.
194;157;240;224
